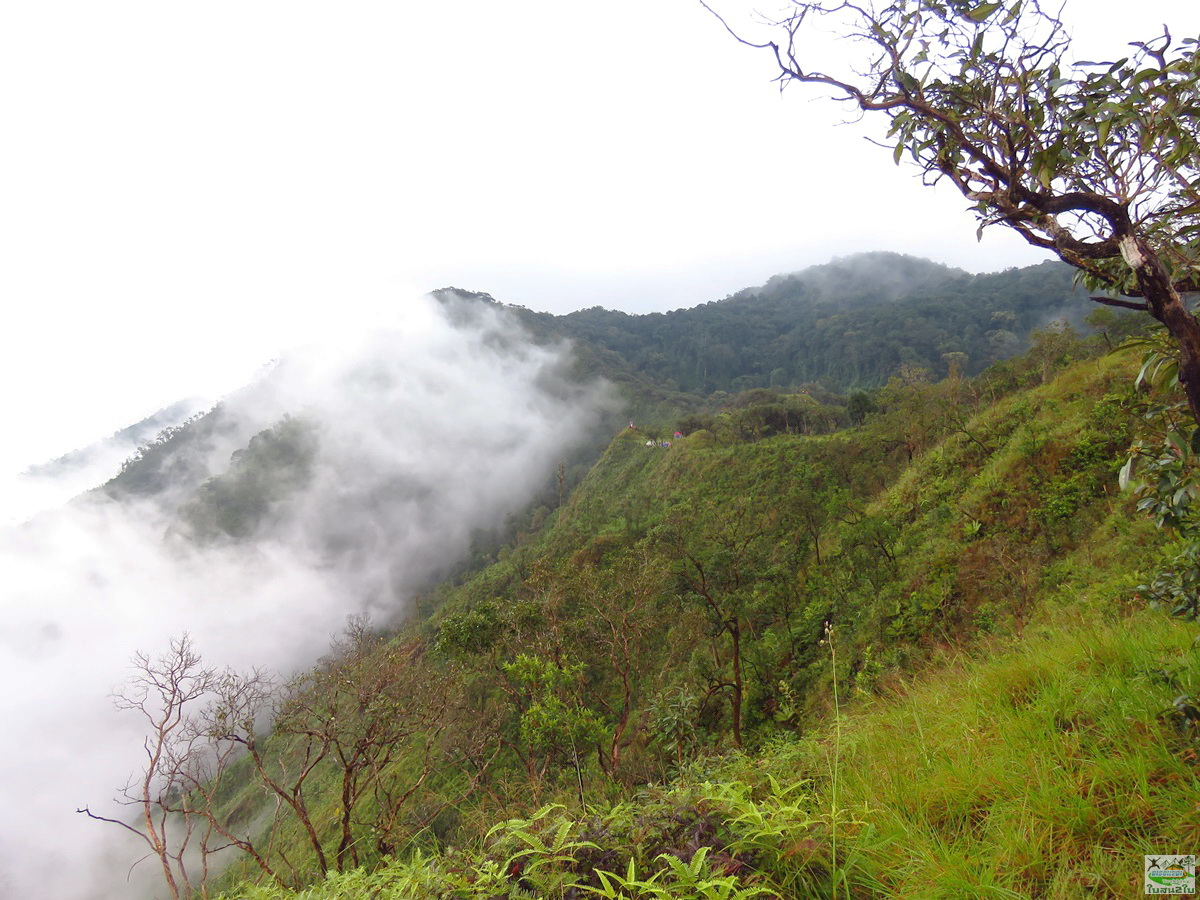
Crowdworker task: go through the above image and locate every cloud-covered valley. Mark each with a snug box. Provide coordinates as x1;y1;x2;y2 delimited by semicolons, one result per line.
0;294;609;898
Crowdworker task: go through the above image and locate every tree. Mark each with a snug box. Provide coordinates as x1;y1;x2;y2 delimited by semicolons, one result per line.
662;498;779;748
500;653;606;801
704;0;1200;422
78;636;214;900
783;459;849;566
266;615;453;872
873;364;944;459
847;389;877;425
78;635;282;898
83;621;455;893
557;549;679;778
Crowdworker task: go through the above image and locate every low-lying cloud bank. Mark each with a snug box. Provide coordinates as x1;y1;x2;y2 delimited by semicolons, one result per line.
0;294;609;899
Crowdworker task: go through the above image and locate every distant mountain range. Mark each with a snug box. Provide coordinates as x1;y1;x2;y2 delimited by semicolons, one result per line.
38;254;1090;506
51;252;1121;547
437;252;1102;398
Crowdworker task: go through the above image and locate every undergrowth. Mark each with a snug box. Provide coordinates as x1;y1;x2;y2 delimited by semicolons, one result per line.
219;608;1200;900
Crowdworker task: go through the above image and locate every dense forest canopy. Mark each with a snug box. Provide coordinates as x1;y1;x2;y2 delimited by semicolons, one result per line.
439;253;1106;397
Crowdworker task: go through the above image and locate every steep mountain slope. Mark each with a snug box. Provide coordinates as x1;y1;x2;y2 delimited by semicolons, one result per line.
431;349;1147;749
224;607;1200;899
206;341;1195;900
178;328;1195;896
84;254;1097;580
23;398;201;481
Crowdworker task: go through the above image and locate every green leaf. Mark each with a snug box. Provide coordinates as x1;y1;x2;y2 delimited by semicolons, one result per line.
896;70;921;94
1166;430;1189;458
1118;456;1135;491
965;2;1002;22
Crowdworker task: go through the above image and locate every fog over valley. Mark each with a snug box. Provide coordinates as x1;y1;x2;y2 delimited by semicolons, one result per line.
0;295;610;899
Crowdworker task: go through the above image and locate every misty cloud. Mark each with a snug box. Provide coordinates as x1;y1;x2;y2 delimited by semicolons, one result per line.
0;294;610;899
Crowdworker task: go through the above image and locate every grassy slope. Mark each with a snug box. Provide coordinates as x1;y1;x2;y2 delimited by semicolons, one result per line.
221;609;1200;899
819;608;1200;897
214;351;1200;899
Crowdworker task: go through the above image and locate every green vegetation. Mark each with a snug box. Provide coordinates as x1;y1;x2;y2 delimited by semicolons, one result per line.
103;404;237;501
175;415;318;542
81;0;1200;887
92;311;1200;899
442;255;1101;399
75;0;1200;887
107;254;1131;529
213;610;1200;899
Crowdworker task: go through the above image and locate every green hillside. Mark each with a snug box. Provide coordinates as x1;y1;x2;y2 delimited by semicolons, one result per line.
219;606;1200;899
121;322;1195;900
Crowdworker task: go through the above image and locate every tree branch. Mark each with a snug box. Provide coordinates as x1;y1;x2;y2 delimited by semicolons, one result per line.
76;806;152;845
1089;295;1149;311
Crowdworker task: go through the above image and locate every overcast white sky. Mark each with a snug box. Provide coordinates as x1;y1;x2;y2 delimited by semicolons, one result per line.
2;0;1198;478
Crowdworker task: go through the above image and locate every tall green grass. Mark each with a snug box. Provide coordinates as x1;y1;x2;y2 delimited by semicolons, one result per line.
749;607;1200;897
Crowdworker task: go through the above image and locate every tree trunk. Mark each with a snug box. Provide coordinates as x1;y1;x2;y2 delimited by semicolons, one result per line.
248;743;329;875
730;621;743;749
1123;235;1200;425
1166;309;1200;426
336;767;357;871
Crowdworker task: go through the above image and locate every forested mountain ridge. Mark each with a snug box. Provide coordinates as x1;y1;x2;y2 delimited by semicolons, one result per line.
93;254;1098;547
438;253;1099;396
23;398;200;480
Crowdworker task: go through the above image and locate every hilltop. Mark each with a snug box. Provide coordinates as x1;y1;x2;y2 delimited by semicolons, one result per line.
442;253;1097;399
